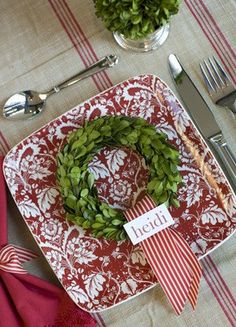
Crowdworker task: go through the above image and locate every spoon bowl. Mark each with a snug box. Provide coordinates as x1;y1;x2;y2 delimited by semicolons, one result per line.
3;91;47;120
2;55;118;120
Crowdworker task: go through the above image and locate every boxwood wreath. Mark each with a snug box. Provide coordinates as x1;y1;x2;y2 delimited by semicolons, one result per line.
56;116;182;241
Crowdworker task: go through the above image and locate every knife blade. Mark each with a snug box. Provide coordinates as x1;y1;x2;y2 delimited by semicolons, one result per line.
168;54;236;194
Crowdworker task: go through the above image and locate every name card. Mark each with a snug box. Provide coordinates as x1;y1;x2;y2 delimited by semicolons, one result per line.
124;204;174;245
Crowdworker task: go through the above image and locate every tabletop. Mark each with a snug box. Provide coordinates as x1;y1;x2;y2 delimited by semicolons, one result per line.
0;0;236;326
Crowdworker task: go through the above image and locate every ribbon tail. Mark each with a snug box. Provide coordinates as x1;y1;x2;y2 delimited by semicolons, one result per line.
125;196;194;315
0;244;38;275
147;230;190;315
169;229;202;309
13;245;38;264
125;195;202;315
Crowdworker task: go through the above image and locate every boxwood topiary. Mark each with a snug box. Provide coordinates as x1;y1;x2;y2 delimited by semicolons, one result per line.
93;0;181;40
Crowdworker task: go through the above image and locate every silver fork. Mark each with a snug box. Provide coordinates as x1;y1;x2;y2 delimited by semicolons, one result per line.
200;56;236;113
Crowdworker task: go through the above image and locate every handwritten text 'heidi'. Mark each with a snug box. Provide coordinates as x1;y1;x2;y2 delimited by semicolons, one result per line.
124;204;174;245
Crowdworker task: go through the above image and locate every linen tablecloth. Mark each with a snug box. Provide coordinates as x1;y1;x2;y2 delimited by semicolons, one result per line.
0;0;235;326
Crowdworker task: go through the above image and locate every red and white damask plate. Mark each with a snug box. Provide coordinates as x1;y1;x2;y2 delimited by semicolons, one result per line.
3;75;236;312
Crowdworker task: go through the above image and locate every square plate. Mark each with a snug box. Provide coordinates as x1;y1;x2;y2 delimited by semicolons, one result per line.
3;75;236;312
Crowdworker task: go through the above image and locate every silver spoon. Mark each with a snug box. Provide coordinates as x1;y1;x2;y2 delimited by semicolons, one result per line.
3;55;119;120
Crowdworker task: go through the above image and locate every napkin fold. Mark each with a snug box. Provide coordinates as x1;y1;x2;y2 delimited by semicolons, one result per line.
0;156;97;327
125;194;202;315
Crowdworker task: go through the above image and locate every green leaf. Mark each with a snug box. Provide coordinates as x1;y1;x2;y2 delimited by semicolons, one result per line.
60;177;71;188
75;216;85;225
57;152;64;165
65;195;77;209
89;130;101;140
170;197;180;208
103;209;110;218
131;15;142;25
59;165;66;177
95;214;106;223
147;179;158;191
112;219;123;226
82;220;91;229
113;119;130;133
71;140;83;151
86;141;95;153
103;227;118;233
81;188;89;198
75;145;87;158
88;173;95;189
92;222;105;229
75;128;84;138
100;125;111;136
132;0;139;11
108;207;118;217
69;167;81;182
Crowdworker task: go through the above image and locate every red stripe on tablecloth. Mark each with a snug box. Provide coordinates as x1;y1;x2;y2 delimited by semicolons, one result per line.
0;132;10;154
49;0;104;92
184;0;236;84
48;0;106;92
202;259;236;326
202;256;236;323
60;0;113;89
57;0;110;91
198;0;236;64
52;1;98;70
48;0;112;92
207;255;236;310
91;313;107;327
191;0;236;74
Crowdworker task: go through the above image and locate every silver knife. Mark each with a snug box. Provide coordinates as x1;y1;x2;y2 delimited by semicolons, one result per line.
168;54;236;194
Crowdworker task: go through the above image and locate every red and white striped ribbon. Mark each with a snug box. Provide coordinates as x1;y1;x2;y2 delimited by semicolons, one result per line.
125;195;202;315
0;244;38;274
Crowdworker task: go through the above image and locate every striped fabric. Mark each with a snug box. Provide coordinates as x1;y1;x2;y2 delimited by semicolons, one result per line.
49;0;113;92
202;256;236;325
125;195;202;315
0;244;37;274
184;0;236;84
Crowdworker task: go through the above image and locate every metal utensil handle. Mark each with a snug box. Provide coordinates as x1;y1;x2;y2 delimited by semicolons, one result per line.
209;133;236;193
216;92;236;114
51;55;118;93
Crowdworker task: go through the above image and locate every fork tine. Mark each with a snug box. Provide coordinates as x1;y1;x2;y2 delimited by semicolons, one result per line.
213;56;230;85
199;62;216;93
208;57;225;87
203;59;221;90
200;56;236;113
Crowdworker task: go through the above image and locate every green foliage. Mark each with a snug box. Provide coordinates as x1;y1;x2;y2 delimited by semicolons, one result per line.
57;116;182;241
93;0;181;40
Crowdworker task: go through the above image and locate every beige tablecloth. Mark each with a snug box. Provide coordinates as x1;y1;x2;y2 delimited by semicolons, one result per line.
0;0;235;326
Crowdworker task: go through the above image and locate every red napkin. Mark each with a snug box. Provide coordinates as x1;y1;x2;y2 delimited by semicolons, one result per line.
0;156;97;327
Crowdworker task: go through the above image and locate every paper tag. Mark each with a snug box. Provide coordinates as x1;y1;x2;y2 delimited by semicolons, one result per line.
124;204;174;245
